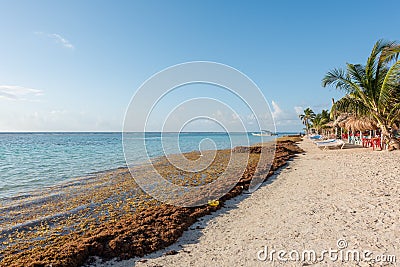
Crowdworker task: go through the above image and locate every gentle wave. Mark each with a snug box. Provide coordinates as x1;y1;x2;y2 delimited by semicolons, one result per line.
0;132;286;201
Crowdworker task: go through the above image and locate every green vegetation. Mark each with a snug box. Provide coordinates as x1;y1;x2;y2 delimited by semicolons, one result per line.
322;39;400;149
299;108;332;134
298;107;316;134
310;109;331;134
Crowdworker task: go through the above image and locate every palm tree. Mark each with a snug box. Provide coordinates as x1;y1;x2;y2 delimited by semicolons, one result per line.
311;109;331;134
320;109;331;123
322;39;400;149
299;108;316;134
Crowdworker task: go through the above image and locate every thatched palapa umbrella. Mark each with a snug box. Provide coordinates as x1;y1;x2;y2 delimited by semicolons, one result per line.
344;117;378;132
333;113;351;129
333;114;378;131
333;114;378;144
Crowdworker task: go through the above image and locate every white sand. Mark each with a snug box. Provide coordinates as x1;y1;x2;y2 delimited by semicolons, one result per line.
89;139;400;266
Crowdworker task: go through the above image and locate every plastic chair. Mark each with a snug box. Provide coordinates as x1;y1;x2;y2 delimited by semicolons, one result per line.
362;138;370;147
371;138;382;150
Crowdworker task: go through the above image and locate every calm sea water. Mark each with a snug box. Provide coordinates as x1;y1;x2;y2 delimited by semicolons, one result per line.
0;132;287;200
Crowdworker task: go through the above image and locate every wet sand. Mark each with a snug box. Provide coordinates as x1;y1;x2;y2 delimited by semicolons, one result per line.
90;138;400;267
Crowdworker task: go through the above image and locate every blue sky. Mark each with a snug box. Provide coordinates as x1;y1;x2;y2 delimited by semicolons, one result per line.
0;0;399;132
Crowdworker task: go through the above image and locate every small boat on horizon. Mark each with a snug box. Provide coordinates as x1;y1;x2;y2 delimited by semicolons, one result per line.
251;130;278;136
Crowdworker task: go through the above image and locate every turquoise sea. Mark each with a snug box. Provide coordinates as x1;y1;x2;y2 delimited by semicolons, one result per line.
0;132;291;200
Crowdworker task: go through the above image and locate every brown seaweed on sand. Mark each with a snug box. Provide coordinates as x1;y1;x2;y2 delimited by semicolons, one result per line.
0;140;303;267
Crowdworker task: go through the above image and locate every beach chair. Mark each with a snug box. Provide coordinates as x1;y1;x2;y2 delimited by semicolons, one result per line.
314;138;335;143
310;135;323;140
316;139;345;150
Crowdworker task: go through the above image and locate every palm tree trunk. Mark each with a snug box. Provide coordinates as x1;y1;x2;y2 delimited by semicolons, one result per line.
380;124;400;150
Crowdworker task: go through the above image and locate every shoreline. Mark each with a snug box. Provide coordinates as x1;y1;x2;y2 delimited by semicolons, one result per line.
0;133;283;202
0;138;303;267
91;138;400;267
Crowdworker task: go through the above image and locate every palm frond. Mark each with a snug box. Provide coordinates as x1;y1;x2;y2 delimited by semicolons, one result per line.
388;102;400;126
379;60;400;110
332;94;370;117
380;42;400;65
322;68;356;93
365;39;385;82
347;63;366;87
367;40;398;97
366;40;397;76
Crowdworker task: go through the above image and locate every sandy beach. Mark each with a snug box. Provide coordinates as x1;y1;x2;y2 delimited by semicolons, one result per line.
90;138;400;266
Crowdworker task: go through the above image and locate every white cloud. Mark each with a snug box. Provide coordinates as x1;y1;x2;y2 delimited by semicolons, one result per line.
50;109;67;115
0;109;122;132
271;100;283;120
246;113;255;121
267;101;306;131
213;109;224;120
0;85;43;100
35;32;74;49
294;106;304;115
231;113;240;120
